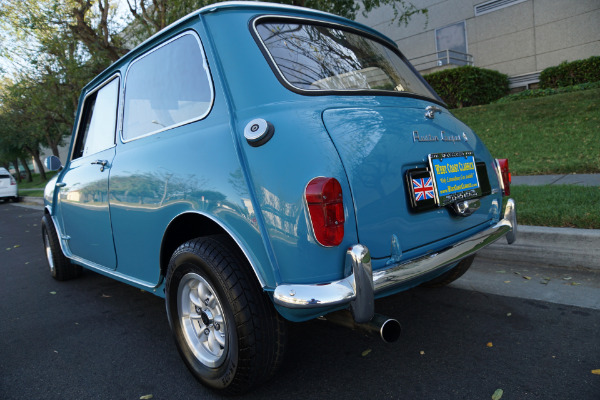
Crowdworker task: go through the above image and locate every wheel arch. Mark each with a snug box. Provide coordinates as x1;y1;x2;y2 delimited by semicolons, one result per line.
160;212;269;290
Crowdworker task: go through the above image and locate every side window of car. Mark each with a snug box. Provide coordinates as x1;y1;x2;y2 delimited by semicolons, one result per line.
72;77;120;160
122;31;213;141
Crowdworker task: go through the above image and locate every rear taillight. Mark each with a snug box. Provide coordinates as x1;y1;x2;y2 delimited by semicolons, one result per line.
495;158;511;196
10;176;16;185
305;177;345;247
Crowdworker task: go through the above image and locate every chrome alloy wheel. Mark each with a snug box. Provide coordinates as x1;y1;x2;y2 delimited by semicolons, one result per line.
177;272;228;367
43;230;56;274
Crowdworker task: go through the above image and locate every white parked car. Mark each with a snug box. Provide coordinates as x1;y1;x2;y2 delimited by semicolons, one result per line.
0;167;19;202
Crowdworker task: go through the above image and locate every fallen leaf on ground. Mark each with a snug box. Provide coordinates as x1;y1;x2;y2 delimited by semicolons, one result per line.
506;313;512;317
563;276;572;281
523;276;531;280
419;351;425;355
486;342;493;347
504;281;511;284
569;282;581;286
591;369;600;375
140;395;153;400
492;388;504;400
496;270;506;274
361;349;372;357
50;291;56;295
101;294;112;298
13;245;20;248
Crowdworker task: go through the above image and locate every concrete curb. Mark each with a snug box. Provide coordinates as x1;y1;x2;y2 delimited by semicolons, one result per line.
478;225;600;271
21;196;44;206
512;174;600;186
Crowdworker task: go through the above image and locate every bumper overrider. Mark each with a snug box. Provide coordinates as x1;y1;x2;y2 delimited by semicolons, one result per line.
274;199;517;323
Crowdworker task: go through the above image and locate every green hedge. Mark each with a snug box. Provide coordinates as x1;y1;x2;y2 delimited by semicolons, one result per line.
540;56;600;88
423;66;508;108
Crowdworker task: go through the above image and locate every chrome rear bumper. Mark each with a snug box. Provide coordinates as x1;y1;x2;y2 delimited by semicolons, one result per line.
273;199;517;323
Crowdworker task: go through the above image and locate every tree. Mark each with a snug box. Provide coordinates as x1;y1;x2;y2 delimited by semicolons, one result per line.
123;0;427;47
0;79;51;180
0;0;426;176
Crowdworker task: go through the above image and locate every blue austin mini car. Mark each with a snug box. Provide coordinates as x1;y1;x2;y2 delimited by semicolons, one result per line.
43;1;516;393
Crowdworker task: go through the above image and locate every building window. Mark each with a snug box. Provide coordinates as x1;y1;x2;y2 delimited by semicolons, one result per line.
474;0;528;16
435;21;469;67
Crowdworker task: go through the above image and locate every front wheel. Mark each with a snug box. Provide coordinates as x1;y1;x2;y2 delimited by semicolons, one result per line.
41;214;81;281
165;236;286;395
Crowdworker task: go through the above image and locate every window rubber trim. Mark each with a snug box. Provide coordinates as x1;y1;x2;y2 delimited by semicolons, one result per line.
70;73;121;162
249;14;446;107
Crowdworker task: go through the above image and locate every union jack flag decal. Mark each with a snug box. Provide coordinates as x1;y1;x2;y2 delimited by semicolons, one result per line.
412;177;435;201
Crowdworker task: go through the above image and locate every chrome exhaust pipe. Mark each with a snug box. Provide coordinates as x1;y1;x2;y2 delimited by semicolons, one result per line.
323;310;401;343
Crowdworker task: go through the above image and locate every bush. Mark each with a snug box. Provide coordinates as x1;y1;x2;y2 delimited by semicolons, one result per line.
540;56;600;88
423;66;508;109
495;81;600;103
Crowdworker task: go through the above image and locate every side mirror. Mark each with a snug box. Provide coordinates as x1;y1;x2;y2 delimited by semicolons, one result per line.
44;156;63;171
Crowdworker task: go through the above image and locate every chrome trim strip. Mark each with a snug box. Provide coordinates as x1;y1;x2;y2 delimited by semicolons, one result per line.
273;199;517;313
69;74;121;162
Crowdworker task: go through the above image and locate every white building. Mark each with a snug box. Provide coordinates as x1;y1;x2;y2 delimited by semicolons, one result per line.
356;0;600;90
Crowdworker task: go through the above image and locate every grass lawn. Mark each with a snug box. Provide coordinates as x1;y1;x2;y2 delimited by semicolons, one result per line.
17;171;57;189
17;91;599;229
17;171;57;197
510;185;600;229
453;88;600;175
19;189;45;197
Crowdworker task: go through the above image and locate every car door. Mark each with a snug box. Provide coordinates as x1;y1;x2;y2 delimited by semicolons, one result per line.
57;76;120;269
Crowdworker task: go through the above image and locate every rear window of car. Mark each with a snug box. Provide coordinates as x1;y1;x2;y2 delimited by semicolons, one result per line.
254;19;437;100
0;174;10;179
122;31;213;141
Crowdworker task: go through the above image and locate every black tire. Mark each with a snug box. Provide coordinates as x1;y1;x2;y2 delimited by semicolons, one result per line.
165;235;286;395
12;196;19;203
41;214;82;281
421;255;476;288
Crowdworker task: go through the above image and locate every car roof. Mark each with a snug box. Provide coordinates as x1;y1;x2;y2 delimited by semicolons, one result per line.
82;1;396;94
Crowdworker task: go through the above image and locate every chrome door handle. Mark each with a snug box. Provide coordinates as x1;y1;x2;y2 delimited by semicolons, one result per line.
56;182;66;188
91;160;108;171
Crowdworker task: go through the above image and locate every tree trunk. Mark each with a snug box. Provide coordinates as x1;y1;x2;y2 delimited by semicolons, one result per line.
12;159;22;183
32;152;47;181
23;146;47;181
45;131;61;157
19;157;33;182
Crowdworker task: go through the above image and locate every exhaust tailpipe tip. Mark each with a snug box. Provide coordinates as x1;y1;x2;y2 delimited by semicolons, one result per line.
372;315;402;343
323;310;402;343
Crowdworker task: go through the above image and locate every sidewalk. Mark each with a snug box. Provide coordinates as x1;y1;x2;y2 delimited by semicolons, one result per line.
511;173;600;186
481;173;600;270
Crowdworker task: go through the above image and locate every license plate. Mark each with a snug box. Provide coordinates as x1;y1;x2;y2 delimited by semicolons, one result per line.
428;151;481;206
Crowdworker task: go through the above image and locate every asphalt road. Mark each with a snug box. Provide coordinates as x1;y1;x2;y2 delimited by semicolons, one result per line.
1;202;599;400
